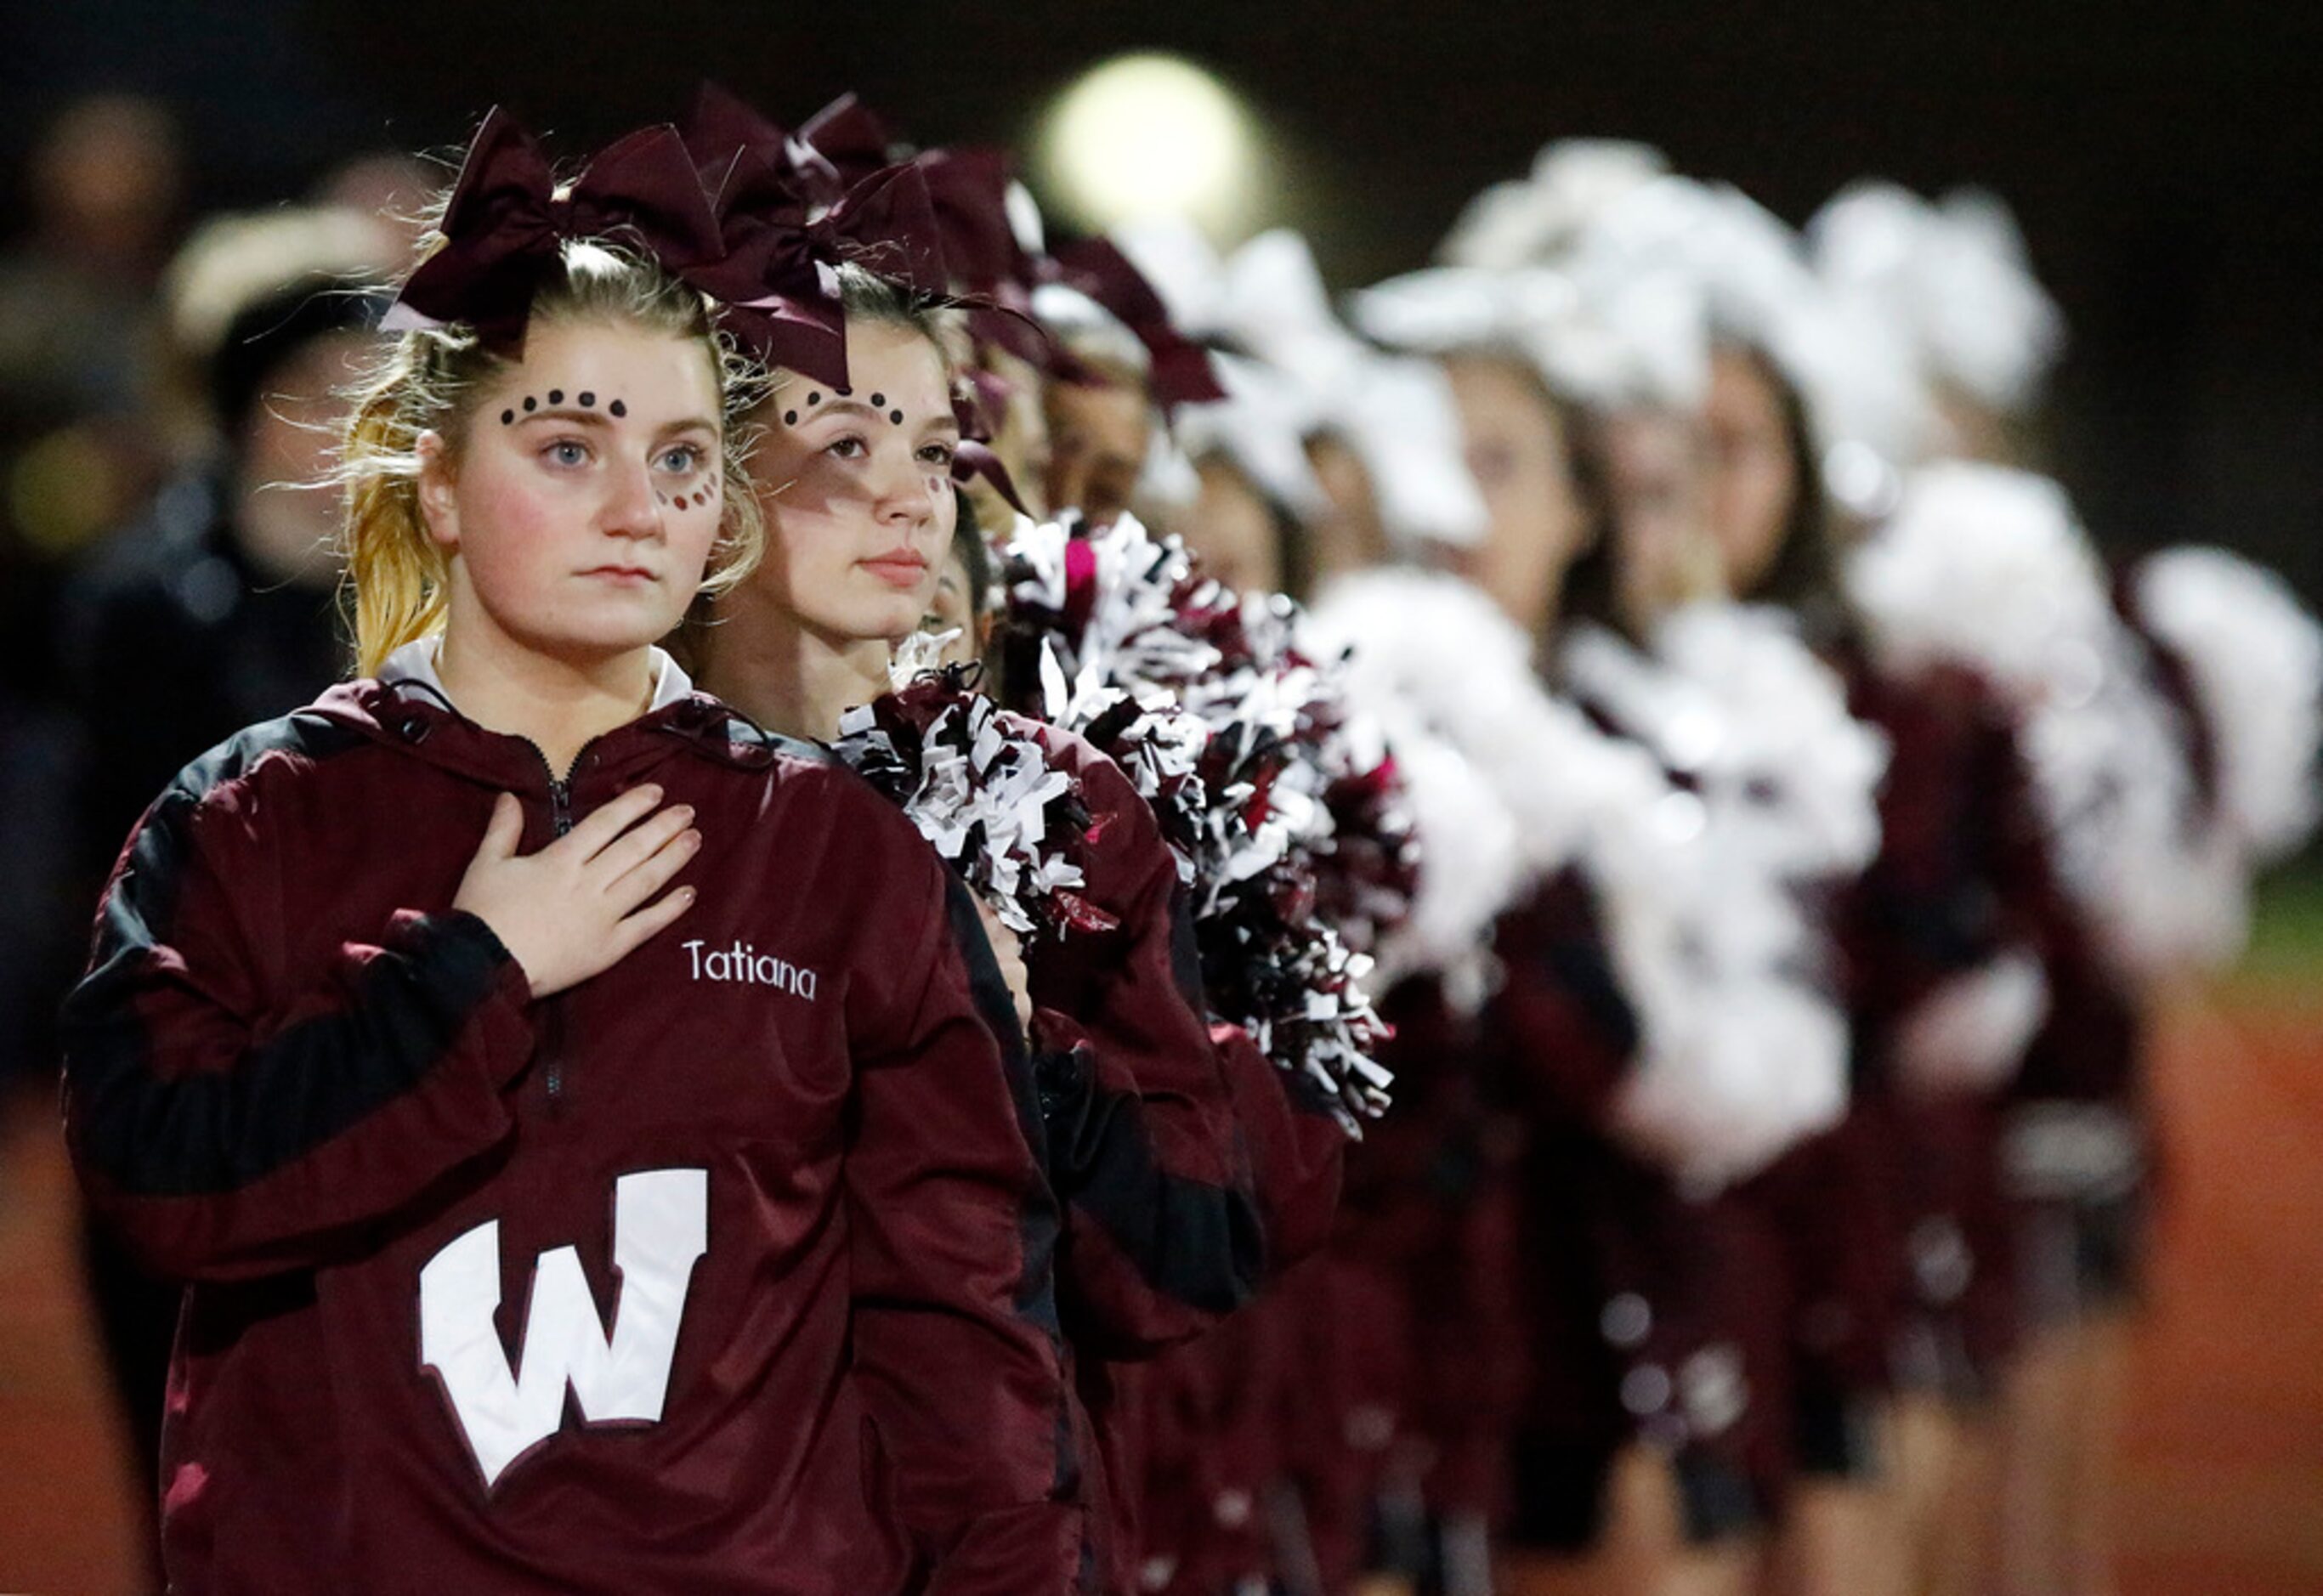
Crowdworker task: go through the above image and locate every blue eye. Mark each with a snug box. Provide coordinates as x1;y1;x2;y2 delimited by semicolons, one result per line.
545;439;589;467
658;444;704;474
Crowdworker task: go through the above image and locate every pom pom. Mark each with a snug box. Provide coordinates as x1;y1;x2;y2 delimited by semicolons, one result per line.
832;659;1118;942
1308;568;1852;1179
1566;604;1889;886
1810;180;2064;418
1000;513;1397;1129
1846;465;2228;972
2134;546;2323;862
1557;617;1863;1187
1848;464;2116;701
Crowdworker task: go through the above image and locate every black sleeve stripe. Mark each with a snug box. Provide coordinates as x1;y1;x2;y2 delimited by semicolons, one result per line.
943;872;1031;1072
62;714;518;1197
1037;1049;1264;1316
941;874;1064;1342
938;871;1082;1503
1164;882;1208;1013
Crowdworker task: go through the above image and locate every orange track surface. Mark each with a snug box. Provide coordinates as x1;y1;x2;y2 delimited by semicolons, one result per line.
0;985;2316;1593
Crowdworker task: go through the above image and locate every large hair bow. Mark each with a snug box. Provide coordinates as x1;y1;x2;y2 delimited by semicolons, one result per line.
384;108;726;350
1045;238;1227;410
683;85;952;388
789;92;904;205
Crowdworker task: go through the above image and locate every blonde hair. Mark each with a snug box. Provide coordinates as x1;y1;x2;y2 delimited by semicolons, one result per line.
339;238;766;676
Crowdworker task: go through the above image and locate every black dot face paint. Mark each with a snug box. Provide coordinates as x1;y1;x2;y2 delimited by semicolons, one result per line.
890;410;905;426
870;393;887;409
784;411;798;426
507;389;622;424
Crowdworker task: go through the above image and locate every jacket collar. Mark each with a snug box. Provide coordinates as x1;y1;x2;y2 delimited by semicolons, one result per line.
313;639;790;787
377;637;699;713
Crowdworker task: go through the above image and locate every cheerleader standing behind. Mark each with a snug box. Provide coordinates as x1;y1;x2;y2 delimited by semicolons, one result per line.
59;114;1082;1594
684;241;1346;1589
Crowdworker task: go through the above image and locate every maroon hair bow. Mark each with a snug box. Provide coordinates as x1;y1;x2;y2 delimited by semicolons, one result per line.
384;108;726;351
904;146;1065;372
1046;238;1227;410
683;86;953;389
791;93;906;203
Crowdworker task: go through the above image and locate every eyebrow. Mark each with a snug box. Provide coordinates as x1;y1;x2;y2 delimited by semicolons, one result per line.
797;396;960;433
519;407;718;437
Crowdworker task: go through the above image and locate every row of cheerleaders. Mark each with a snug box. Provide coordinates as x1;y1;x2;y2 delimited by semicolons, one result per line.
64;88;2322;1596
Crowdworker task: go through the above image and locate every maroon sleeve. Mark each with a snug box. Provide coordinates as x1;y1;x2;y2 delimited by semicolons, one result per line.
60;767;535;1282
1484;869;1640;1129
1210;1020;1346;1274
1844;663;2053;1033
843;835;1085;1594
1026;733;1272;1356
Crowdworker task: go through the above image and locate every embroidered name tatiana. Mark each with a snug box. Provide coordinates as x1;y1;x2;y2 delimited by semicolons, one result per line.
682;939;819;999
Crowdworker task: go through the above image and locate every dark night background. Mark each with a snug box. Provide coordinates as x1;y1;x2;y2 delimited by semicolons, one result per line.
4;13;2323;1591
4;0;2320;585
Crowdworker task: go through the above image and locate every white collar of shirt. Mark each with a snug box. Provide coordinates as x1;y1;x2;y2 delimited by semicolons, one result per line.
378;637;696;715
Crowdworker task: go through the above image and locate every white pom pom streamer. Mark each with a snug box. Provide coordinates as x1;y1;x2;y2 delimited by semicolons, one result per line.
1002;513;1398;1128
1810;180;2065;419
1309;568;1849;1184
2134;546;2323;863
1850;465;2249;977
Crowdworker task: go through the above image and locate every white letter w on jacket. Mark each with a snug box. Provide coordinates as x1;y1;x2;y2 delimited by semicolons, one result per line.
419;1168;709;1486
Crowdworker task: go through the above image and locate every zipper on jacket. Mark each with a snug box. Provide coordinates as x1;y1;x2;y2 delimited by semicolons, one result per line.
514;718;649;1114
541;772;575;1109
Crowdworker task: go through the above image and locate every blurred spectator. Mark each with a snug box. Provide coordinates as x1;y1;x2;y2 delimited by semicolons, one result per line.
59;202;394;883
47;202;390;1573
0;95;186;623
315;149;440;261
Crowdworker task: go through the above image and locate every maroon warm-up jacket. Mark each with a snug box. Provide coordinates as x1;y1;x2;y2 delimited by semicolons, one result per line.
1839;653;2054;1390
1487;869;1794;1546
1021;728;1346;1594
60;670;1085;1595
